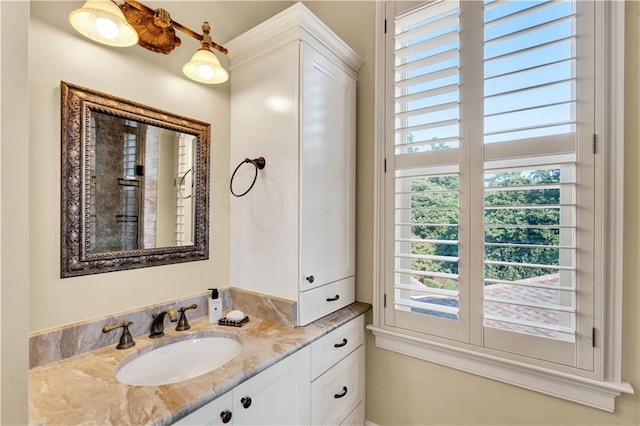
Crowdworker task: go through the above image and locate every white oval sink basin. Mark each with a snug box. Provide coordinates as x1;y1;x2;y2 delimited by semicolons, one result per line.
116;337;242;386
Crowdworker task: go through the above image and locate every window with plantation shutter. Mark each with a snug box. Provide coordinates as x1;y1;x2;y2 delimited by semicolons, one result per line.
386;0;590;363
372;0;633;410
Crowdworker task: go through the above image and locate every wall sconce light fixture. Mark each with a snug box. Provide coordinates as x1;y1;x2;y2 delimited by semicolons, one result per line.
69;0;229;84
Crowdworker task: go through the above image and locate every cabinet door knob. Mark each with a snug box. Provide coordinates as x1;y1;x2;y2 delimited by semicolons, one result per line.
241;396;252;409
326;294;340;302
220;410;232;424
334;338;348;348
334;386;348;399
306;275;315;283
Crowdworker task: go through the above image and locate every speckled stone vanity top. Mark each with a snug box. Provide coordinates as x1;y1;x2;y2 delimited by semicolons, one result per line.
29;302;370;425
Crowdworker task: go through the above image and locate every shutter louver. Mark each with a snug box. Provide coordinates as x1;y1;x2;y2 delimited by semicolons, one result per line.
483;0;576;144
393;1;461;326
394;0;460;155
394;171;460;320
483;165;577;343
482;1;578;344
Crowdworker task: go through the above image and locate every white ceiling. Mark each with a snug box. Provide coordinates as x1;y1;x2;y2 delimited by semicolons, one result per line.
140;1;296;44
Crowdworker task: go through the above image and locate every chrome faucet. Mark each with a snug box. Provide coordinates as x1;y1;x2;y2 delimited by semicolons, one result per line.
149;309;178;338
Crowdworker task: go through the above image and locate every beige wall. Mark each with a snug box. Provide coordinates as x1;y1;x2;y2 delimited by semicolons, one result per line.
28;3;231;331
1;1;30;424
4;0;637;424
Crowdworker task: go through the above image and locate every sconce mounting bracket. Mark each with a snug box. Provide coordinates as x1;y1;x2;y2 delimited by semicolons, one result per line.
119;2;182;54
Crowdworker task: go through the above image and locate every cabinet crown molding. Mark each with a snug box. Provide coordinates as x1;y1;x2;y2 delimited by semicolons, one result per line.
226;3;363;78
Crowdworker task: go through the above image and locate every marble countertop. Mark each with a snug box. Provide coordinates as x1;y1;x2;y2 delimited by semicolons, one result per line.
29;302;370;425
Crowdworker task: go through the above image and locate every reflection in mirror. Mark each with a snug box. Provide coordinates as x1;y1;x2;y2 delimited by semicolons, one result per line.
61;82;210;277
89;111;196;253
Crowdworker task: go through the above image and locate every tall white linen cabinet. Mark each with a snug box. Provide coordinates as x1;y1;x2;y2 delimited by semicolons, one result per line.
228;3;363;326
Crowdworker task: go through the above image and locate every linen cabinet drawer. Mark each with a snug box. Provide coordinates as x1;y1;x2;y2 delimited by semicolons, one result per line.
311;315;364;379
311;345;365;426
299;276;355;326
341;401;365;426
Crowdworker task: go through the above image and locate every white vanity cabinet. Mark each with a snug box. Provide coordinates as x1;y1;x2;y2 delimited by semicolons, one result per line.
172;315;366;426
174;346;310;426
228;3;363;326
311;315;365;425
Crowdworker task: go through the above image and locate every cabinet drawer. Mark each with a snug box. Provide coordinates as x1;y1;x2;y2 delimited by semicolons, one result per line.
341;401;365;426
299;276;355;326
311;345;365;426
311;315;364;379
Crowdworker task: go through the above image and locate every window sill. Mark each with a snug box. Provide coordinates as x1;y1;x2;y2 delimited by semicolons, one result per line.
367;325;633;412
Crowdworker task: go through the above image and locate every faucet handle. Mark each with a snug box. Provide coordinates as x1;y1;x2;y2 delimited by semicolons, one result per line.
176;304;198;331
102;320;135;350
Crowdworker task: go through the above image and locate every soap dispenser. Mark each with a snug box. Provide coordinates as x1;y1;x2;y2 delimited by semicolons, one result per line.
208;288;222;324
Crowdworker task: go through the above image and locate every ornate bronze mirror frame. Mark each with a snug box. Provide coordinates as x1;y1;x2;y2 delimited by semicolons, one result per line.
60;81;210;277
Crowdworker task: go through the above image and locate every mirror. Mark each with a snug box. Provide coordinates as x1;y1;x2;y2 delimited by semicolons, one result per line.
61;82;210;277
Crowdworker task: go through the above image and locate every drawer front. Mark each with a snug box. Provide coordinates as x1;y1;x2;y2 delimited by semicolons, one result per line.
299;276;355;326
311;315;364;379
341;401;365;426
311;346;365;426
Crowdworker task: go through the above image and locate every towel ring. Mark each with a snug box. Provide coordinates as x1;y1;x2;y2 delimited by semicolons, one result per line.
177;168;193;199
230;157;266;197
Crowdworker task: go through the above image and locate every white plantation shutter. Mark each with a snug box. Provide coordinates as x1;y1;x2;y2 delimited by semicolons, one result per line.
392;168;461;337
480;0;594;368
393;0;460;157
385;0;595;369
484;0;578;144
387;0;465;340
481;163;584;365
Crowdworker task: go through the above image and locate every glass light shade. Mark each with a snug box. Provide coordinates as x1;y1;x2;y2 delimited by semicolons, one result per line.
183;49;229;84
69;0;139;47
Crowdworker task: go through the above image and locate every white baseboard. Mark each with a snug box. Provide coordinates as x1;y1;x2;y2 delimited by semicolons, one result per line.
364;420;379;426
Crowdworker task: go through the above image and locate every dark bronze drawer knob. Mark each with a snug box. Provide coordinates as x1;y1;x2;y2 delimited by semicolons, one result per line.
220;410;232;424
306;275;315;283
241;396;252;409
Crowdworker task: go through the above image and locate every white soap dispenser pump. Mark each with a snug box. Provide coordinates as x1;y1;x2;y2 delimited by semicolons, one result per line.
208;288;222;324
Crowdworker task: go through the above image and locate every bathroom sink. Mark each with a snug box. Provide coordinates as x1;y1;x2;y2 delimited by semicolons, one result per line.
116;337;242;386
